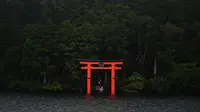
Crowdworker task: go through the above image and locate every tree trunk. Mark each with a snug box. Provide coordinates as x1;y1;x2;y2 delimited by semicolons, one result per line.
154;57;157;75
43;75;46;84
124;70;126;79
104;72;107;85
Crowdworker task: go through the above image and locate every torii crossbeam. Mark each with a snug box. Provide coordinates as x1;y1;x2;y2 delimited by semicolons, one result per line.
78;59;123;96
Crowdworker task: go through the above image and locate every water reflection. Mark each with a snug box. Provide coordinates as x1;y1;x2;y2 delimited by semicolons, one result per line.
0;93;200;112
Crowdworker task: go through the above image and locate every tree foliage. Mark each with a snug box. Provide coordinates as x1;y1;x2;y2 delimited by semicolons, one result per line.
0;0;200;95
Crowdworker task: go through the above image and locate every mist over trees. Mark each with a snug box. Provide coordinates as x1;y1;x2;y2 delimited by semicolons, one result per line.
0;0;200;95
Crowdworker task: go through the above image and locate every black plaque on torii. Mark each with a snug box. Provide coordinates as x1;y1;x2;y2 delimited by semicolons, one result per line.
98;61;104;68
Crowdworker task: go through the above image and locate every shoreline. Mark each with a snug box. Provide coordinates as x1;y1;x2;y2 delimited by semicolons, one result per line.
0;90;200;97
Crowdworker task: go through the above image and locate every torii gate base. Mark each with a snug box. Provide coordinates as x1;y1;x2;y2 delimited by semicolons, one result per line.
79;59;123;96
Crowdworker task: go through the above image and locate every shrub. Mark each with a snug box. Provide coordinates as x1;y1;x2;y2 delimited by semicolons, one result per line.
42;81;63;91
122;73;146;92
148;76;170;94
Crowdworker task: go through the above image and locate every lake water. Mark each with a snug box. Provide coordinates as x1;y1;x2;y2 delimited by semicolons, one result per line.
0;93;200;112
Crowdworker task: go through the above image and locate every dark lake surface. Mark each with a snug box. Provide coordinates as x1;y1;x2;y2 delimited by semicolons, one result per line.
0;93;200;112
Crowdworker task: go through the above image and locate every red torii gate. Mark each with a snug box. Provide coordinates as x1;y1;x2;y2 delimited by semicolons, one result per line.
78;59;123;96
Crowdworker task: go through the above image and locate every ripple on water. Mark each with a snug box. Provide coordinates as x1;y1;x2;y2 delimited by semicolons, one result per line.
0;94;200;112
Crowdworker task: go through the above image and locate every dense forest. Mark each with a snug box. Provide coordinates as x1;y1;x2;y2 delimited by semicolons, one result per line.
0;0;200;95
